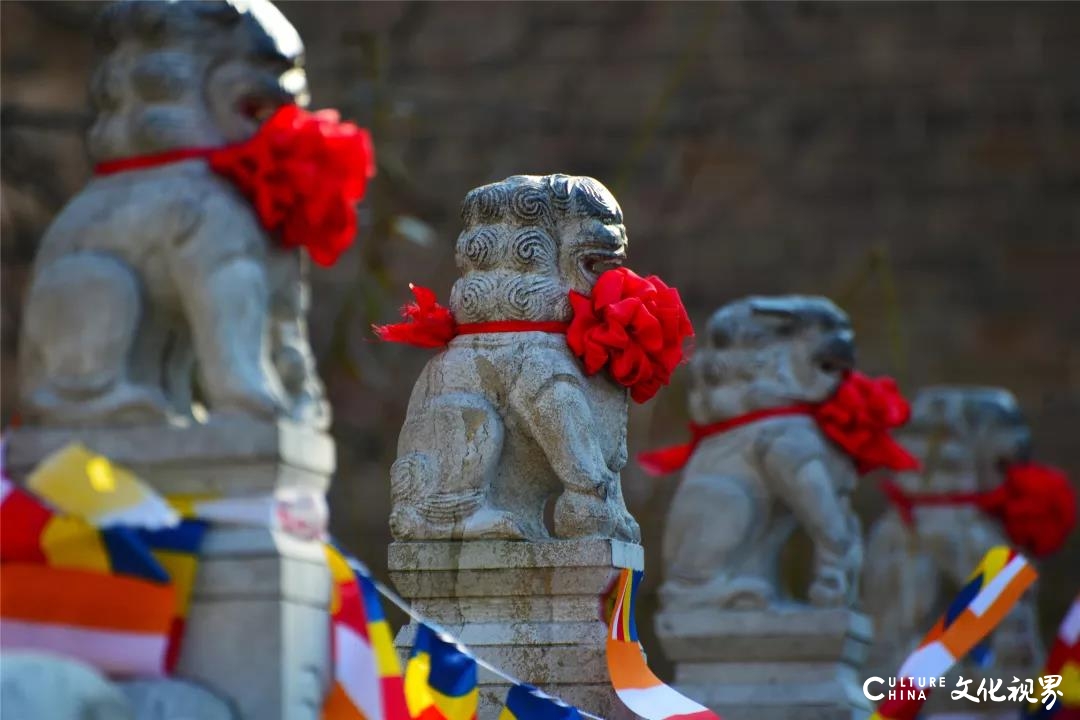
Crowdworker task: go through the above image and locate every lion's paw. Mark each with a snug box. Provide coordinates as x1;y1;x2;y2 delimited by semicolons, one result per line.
554;490;616;539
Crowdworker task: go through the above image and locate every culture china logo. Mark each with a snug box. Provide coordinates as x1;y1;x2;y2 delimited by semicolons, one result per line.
863;675;1065;709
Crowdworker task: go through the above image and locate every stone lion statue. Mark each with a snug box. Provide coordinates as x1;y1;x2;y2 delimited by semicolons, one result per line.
660;296;863;610
18;0;328;428
390;174;639;542
863;386;1042;679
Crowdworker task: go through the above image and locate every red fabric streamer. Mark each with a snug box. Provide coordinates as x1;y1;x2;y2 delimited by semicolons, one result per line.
637;406;813;476
566;267;694;403
375;267;694;404
637;371;919;476
882;462;1076;558
372;284;457;348
95;105;375;268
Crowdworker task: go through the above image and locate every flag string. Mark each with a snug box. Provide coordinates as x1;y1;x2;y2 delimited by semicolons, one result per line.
343;554;606;720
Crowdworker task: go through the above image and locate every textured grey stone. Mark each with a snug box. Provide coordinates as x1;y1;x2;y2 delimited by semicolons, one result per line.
863;386;1043;714
390;175;639;543
655;607;873;720
15;0;328;431
660;296;864;611
4;418;334;496
120;679;236;720
389;540;642;719
0;652;133;720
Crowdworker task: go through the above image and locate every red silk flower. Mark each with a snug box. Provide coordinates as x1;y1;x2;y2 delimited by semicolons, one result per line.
977;463;1077;557
566;267;694;403
813;371;920;475
209;105;375;267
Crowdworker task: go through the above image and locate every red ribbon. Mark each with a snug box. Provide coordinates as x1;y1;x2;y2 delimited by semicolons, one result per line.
637;406;814;476
637;371;920;476
93;105;375;267
94;147;217;175
374;267;694;404
883;462;1077;558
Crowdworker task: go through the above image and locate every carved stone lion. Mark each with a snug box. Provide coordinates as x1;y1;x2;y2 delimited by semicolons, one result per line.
660;296;863;610
390;174;639;542
863;386;1042;679
18;0;328;428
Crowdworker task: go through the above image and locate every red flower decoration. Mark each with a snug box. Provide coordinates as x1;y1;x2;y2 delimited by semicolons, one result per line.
373;284;456;348
566;267;694;403
813;371;920;475
978;462;1077;557
209;105;375;267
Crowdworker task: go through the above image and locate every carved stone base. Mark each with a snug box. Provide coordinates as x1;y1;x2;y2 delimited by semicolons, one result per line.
655;606;873;720
388;539;643;720
6;420;334;720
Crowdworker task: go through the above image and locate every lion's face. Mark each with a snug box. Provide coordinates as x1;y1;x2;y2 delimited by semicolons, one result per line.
450;175;628;324
556;181;628;297
689;296;854;422
900;387;1030;491
89;0;309;158
204;0;309;144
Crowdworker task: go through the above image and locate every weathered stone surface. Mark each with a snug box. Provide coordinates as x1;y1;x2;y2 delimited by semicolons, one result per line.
15;0;328;431
0;652;133;720
660;296;863;611
655;607;873;720
863;386;1043;714
4;417;334;496
178;526;331;720
390;539;642;719
120;678;236;720
390;175;639;543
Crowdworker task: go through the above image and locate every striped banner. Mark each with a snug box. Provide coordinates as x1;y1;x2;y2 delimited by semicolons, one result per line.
606;568;720;720
871;546;1039;720
323;546;409;720
1023;593;1080;719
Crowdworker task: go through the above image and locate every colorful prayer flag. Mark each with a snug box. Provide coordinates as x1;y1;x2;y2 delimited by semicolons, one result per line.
27;443;177;529
0;563;176;676
1023;594;1080;719
405;623;479;720
605;569;720;720
499;684;583;720
870;546;1039;720
323;545;409;720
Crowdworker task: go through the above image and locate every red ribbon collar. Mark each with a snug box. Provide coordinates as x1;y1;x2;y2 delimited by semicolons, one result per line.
94;147;217;175
374;267;694;404
638;371;920;477
92;105;375;267
882;462;1077;557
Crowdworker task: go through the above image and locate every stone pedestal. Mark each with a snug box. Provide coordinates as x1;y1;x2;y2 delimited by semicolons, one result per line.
388;539;643;720
655;606;873;720
6;418;334;720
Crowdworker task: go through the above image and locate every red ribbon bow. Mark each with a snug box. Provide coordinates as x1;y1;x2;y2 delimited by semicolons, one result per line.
374;267;694;404
638;371;920;476
883;462;1077;558
95;105;375;268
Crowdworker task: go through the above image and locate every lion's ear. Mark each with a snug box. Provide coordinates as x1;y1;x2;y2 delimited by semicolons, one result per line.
749;299;800;336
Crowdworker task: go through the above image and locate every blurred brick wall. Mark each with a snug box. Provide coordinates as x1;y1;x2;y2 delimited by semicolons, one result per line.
3;1;1078;676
